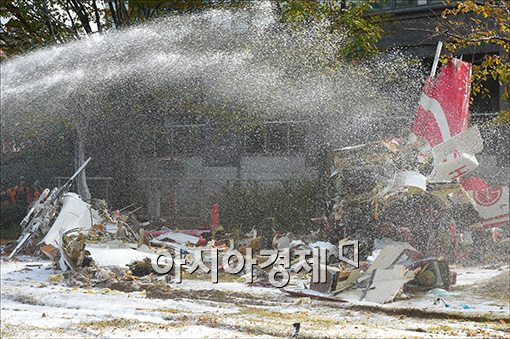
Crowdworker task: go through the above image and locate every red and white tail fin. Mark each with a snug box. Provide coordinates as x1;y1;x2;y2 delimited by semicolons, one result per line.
410;42;482;181
412;57;472;147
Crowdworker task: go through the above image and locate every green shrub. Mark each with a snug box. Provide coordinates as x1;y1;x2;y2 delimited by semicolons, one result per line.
218;179;317;237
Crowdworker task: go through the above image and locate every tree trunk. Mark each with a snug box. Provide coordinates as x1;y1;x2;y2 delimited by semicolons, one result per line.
107;1;121;28
61;1;80;38
316;142;332;217
75;121;91;201
68;0;92;34
92;0;102;32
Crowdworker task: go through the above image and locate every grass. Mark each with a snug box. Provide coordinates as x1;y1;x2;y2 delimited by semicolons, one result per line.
0;323;66;338
238;306;310;321
12;293;43;306
0;323;18;338
236;305;352;333
77;318;138;330
494;321;510;333
426;324;456;335
179;270;245;283
146;308;181;314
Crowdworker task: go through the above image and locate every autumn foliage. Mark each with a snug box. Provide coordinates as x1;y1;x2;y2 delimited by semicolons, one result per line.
441;0;509;121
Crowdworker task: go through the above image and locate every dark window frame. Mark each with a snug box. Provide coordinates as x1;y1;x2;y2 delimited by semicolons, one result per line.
243;120;308;155
166;123;208;156
372;0;446;12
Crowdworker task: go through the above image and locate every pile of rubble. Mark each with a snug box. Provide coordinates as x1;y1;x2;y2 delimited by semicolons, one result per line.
282;238;452;304
0;167;506;307
0;163;472;306
0;175;453;304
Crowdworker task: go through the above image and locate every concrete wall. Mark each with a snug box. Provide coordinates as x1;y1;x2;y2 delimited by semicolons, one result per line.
240;156;314;182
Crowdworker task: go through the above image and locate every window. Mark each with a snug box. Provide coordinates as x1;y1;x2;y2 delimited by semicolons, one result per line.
289;123;307;153
163;123;206;156
244;121;307;154
244;125;266;154
471;77;500;117
373;0;394;10
396;0;421;8
267;123;288;153
373;0;442;10
203;130;240;167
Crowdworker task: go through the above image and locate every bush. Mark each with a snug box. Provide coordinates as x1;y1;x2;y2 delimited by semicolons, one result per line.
0;205;22;240
218;180;317;237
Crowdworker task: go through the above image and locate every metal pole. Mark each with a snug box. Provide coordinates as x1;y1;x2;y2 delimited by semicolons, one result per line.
430;41;443;78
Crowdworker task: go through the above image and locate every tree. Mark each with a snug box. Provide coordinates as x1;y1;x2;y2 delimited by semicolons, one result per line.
1;0;235;59
273;0;384;60
1;0;240;201
1;1;419;216
440;0;510;122
104;0;241;28
1;0;79;57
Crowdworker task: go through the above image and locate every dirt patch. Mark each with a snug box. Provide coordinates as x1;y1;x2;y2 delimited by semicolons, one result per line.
9;293;45;306
471;271;510;303
332;303;510;323
64;266;279;306
145;285;278;306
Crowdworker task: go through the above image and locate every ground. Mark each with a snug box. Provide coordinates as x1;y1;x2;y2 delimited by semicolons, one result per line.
1;257;509;338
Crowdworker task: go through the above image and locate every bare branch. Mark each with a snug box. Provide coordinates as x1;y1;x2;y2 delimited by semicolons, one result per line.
447;33;510;44
497;0;510;16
